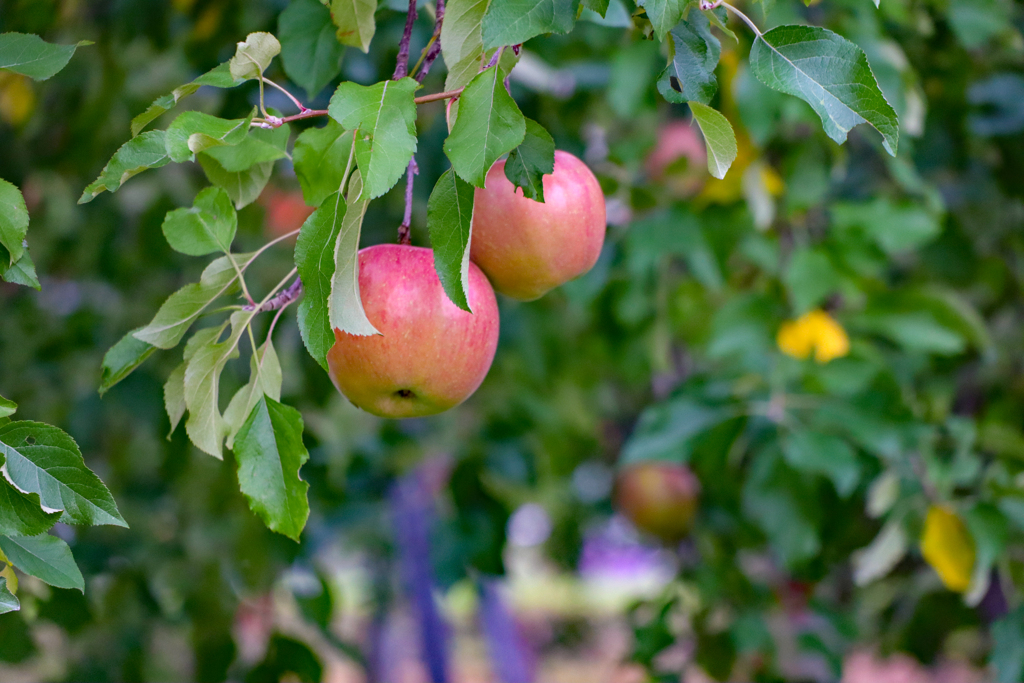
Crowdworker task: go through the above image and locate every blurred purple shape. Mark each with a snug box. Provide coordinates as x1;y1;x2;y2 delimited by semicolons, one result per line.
479;578;536;683
391;472;450;683
578;516;676;581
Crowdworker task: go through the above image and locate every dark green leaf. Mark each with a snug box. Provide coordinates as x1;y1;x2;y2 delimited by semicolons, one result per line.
79;131;172;203
279;0;345;99
234;396;310;541
161;187;238;256
293;120;354;207
0;477;61;537
0;534;84;591
481;0;576;49
328;78;418;199
330;0;378;52
198;155;275;210
0;576;18;614
0;179;28;266
782;430;861;497
636;0;686;40
0;33;91;81
295;193;346;370
688;102;737;179
504;118;554;202
0;421;127;527
164;109;256;163
328;171;378;335
98;329;157;395
749;25;899;156
427;168;476;312
620;397;730;465
991;606;1024;683
784;247;840;314
657;13;720;106
131;62;246;137
229;32;281;81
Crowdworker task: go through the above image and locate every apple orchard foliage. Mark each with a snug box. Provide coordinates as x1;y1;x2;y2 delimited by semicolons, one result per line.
1;0;1024;680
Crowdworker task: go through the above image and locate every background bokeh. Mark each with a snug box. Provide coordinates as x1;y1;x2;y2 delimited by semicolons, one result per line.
1;0;1024;680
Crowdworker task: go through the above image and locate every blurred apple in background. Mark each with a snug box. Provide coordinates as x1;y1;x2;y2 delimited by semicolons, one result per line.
260;187;315;239
645;119;707;197
614;462;701;543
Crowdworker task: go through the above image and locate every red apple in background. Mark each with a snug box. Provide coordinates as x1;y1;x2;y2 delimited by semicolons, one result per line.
470;150;606;301
260;187;314;239
645;120;707;197
327;244;500;418
614;462;701;542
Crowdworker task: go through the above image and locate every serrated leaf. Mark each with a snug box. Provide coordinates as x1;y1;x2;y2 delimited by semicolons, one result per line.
581;0;610;17
280;0;345;99
234;396;310;541
0;576;18;614
442;0;489;91
294;120;354;207
164;361;187;438
657;12;721;105
131;62;246;137
428;169;476;312
749;25;899;156
328;78;418;199
296;194;346;369
79;131;172;203
202;124;290;173
224;341;282;449
504;118;554;202
133;251;257;349
198;155;275;210
0;33;91;81
162;186;238;256
0;394;15;419
330;0;377;52
0;245;40;290
0;421;127;527
0;179;29;266
636;0;686;40
444;66;526;187
0;534;84;591
229;32;281;81
704;6;737;42
164;109;256;163
481;0;576;49
99;328;157;395
0;477;61;537
688;102;737;179
328;171;378;335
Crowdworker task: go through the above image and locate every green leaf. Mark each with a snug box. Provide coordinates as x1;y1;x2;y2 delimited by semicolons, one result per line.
0;576;18;615
481;0;576;49
831;198;941;255
229;32;281;81
161;187;238;256
860;311;965;355
164;360;187;438
749;25;899;156
657;13;721;106
620;397;730;465
742;449;821;569
0;394;15;419
851;519;907;586
427;169;476;312
444;66;526;187
296;194;346;369
0;478;61;537
131;62;246;137
781;430;861;498
1;246;40;290
784;247;839;314
0;534;84;591
183;315;248;459
963;503;1009;606
133;251;256;349
504;118;555;202
330;0;378;52
79;131;172;203
636;0;686;40
280;0;345;99
0;421;127;527
234;396;310;541
164;109;256;163
581;0;610;17
991;606;1024;683
328;171;378;335
688;102;737;180
198;155;274;210
224;341;282;450
328;78;418;199
294;120;354;208
202;124;290;173
98;329;157;395
0;179;29;266
442;0;490;91
0;33;91;81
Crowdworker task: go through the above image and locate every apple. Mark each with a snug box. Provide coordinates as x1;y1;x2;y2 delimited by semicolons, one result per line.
645;120;707;197
261;188;314;239
614;462;701;542
470;150;606;301
326;244;500;418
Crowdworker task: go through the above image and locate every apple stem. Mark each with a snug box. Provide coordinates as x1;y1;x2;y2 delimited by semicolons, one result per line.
413;0;445;83
398;157;419;245
243;277;303;313
393;0;418;80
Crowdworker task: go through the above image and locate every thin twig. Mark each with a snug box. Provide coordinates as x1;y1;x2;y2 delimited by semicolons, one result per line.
414;0;446;83
252;109;328;128
398;158;419;245
262;77;310;113
701;0;763;37
244;277;303;313
393;0;418;80
413;88;464;104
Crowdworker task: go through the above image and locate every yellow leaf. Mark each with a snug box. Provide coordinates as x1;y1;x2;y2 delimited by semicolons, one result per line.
0;563;17;595
777;310;850;363
0;73;36;127
921;505;975;592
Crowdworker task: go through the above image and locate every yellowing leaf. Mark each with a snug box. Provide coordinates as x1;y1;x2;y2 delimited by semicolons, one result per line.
0;72;34;126
777;310;849;363
921;505;975;592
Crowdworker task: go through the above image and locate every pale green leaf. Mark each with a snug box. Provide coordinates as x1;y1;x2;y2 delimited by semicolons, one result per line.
162;187;238;256
0;179;28;265
0;576;18;614
164;360;187;438
164;109;256;163
330;0;378;52
852;519;907;586
0;534;84;591
280;0;345;98
79;131;172;203
503;117;554;202
131;62;246;137
293;120;354;208
688;101;737;179
328;171;378;335
198;155;275;210
183;315;250;459
201;123;290;173
0;394;15;419
442;0;489;91
481;0;576;49
0;33;91;81
0;246;39;290
229;32;281;81
234;396;310;541
427;168;475;312
224;341;282;449
99;328;157;395
637;0;686;40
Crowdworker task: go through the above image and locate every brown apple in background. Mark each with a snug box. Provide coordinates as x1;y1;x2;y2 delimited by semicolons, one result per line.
327;244;500;419
470;150;606;301
614;462;701;542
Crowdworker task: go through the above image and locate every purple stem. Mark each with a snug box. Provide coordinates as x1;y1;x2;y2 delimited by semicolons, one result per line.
479;578;536;683
393;0;418;80
398;157;419;245
415;0;446;83
243;277;303;313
